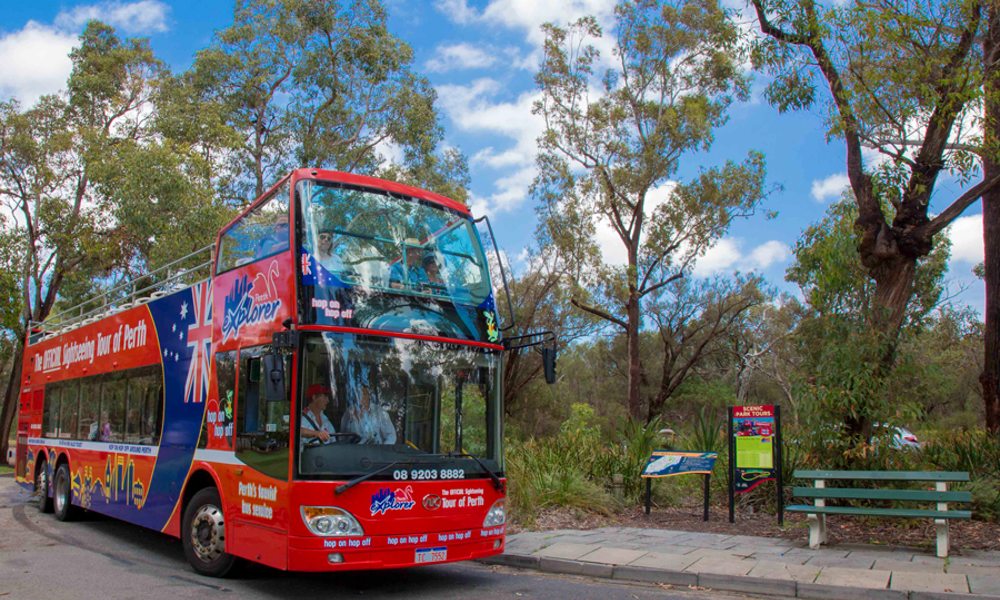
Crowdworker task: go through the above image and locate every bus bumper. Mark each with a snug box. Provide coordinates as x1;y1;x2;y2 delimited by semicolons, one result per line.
286;528;505;571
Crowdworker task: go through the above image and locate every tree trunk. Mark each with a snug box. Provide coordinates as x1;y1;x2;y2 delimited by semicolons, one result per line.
0;350;24;463
869;255;917;350
850;232;918;441
983;170;1000;433
982;1;1000;434
626;295;642;420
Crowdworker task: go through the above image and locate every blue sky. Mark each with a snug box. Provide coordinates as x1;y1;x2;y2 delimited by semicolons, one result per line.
0;0;986;312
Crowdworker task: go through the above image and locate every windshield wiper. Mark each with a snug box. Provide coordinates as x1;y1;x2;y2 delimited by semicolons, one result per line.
447;451;505;492
335;459;424;495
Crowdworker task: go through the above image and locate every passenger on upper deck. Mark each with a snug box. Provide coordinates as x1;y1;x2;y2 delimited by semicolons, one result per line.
315;229;345;273
256;221;290;259
422;254;444;287
389;239;427;289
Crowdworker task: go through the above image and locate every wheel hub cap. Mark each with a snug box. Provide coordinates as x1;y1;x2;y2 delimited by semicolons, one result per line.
190;504;225;562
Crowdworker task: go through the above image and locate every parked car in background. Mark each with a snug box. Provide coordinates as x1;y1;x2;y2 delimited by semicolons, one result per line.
888;425;921;449
874;423;922;450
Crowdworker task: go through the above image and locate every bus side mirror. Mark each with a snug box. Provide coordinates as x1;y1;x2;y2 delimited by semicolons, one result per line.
543;346;557;384
262;352;285;401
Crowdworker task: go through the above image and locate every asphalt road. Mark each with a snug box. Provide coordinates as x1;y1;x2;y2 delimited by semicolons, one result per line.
0;475;757;600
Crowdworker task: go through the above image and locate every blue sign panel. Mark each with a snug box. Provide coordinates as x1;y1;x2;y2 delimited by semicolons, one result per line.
641;451;718;478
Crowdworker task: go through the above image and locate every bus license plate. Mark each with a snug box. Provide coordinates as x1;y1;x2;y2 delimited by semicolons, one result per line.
415;547;447;563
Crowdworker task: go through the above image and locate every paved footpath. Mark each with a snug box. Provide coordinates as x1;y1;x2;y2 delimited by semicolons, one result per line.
484;527;1000;600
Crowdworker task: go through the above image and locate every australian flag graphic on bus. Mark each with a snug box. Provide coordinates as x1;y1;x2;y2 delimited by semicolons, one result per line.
136;280;213;531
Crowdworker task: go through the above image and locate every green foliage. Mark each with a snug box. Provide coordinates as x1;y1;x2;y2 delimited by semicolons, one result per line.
194;0;464;204
923;430;1000;519
504;412;670;524
786;197;948;461
682;405;724;454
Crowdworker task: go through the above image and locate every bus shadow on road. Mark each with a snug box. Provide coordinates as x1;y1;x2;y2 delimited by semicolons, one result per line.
44;503;492;596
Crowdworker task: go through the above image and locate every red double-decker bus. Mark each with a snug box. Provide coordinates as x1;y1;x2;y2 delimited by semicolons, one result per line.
13;169;536;576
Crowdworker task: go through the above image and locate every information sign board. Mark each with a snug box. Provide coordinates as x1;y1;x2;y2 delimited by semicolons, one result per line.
728;405;784;524
641;451;717;478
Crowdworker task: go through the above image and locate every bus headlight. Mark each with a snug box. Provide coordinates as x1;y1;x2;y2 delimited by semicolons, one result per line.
482;499;505;527
301;507;364;537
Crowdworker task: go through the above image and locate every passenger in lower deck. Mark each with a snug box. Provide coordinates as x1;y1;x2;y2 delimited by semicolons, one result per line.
341;384;396;445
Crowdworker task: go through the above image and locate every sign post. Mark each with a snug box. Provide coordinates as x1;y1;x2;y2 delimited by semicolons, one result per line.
641;451;718;521
727;405;782;525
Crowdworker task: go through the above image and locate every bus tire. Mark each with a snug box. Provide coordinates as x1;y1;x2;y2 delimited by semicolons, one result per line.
182;487;237;577
35;460;53;513
53;463;79;521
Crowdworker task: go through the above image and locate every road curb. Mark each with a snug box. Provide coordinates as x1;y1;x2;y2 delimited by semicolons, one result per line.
485;551;1000;600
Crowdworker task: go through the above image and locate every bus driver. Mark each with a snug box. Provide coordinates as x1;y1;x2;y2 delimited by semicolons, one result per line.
300;384;337;446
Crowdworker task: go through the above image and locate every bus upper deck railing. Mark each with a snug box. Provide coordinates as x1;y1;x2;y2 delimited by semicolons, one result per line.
28;244;215;344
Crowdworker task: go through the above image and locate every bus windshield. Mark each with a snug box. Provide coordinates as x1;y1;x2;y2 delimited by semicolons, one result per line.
298;180;491;306
297;332;502;479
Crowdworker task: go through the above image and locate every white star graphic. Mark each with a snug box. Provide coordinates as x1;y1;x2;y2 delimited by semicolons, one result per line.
180;301;188;319
172;323;176;332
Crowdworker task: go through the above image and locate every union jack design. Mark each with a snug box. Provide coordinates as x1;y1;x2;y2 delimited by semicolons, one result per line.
184;281;213;404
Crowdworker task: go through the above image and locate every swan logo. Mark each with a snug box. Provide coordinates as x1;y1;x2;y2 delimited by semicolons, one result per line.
222;260;283;341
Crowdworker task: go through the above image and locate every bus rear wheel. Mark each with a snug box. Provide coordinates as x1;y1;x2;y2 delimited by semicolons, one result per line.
35;460;53;513
53;463;79;521
182;488;237;577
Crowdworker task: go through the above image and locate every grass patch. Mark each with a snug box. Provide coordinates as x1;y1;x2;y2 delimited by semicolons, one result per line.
0;464;13;476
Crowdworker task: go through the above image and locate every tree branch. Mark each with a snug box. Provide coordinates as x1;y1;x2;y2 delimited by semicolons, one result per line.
570;296;627;329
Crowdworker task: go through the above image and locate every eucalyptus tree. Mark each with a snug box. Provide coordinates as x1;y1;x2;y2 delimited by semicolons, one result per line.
786;198;949;443
0;22;232;459
533;0;767;419
0;22;168;456
750;0;989;366
647;275;770;422
197;0;460;205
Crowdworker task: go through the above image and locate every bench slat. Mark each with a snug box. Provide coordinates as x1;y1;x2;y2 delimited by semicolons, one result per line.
792;487;972;503
786;505;972;519
793;470;969;482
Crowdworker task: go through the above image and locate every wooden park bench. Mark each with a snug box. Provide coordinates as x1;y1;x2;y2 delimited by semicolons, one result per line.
786;470;972;558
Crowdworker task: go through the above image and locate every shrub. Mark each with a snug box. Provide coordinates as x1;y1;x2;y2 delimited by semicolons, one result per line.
923;429;1000;520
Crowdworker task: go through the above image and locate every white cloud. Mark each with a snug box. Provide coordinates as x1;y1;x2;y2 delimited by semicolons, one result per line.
55;1;170;34
425;43;498;73
948;213;983;265
692;238;790;277
0;2;171;106
374;139;405;167
693;238;742;276
810;173;850;203
0;22;76;105
436;79;544;214
433;0;480;25
746;240;790;269
433;0;618;70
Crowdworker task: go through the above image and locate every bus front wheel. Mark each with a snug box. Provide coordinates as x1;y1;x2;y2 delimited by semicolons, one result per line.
53;463;78;521
182;488;237;577
35;460;53;513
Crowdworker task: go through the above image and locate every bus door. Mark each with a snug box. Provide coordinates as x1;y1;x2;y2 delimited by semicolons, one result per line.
227;345;291;569
15;388;43;479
